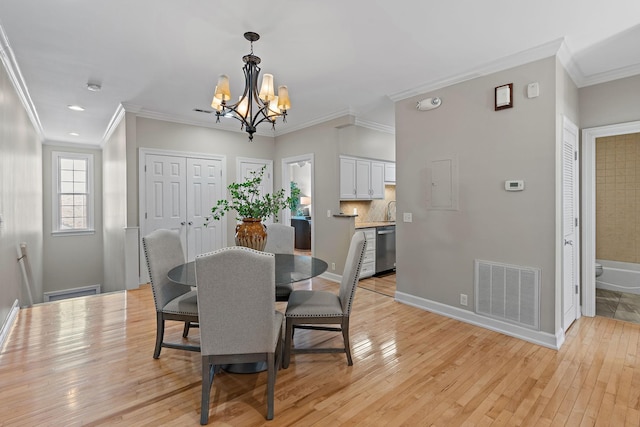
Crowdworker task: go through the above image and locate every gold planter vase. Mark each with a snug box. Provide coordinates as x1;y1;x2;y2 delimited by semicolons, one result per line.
235;218;267;251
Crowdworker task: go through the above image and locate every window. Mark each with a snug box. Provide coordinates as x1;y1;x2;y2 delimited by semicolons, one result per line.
52;151;94;234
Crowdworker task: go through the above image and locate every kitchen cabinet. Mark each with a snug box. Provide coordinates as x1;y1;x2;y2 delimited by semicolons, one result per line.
359;228;376;278
340;156;385;200
384;162;396;184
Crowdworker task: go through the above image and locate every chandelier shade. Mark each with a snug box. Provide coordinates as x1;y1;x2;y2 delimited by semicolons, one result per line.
211;32;290;141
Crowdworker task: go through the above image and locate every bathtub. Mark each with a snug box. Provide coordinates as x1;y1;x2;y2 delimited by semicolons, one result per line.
596;260;640;295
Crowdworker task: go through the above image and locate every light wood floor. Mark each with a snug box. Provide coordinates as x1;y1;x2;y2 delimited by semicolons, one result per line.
2;278;640;426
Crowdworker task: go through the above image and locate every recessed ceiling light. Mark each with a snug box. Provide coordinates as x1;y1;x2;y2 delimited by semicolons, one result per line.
67;105;85;111
69;132;80;136
87;83;102;92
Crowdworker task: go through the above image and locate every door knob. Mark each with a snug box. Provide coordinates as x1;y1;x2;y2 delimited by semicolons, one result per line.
188;221;193;226
181;221;186;226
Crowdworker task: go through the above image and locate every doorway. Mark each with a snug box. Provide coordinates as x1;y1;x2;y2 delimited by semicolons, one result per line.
282;154;314;255
582;120;640;317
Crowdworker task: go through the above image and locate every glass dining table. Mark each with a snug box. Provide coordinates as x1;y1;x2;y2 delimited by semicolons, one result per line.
167;253;328;300
167;253;328;374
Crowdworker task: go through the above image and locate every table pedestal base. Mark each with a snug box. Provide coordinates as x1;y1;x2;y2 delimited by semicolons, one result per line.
221;362;267;374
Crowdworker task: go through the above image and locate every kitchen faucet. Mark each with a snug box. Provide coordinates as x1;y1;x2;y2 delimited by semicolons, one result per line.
386;200;396;221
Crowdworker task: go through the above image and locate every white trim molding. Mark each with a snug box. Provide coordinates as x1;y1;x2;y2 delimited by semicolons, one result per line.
395;291;563;350
0;300;20;351
389;38;565;102
0;24;44;141
581;120;640;317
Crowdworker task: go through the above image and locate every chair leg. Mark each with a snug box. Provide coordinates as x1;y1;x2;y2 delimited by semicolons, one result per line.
342;318;353;366
266;352;275;420
200;356;215;425
283;318;294;369
182;321;190;338
153;312;165;359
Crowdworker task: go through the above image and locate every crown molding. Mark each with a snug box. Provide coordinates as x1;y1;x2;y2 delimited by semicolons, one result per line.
577;62;640;88
273;107;356;136
0;24;45;142
42;139;102;149
100;103;126;147
354;118;395;134
127;105;279;139
389;38;565;102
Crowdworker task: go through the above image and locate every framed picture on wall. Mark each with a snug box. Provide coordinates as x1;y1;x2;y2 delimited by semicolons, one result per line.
495;83;513;110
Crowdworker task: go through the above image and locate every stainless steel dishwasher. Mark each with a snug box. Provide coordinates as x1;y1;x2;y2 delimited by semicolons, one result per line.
375;225;396;274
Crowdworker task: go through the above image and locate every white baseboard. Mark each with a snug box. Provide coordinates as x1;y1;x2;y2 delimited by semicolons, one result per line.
319;272;341;283
0;300;20;351
395;291;562;350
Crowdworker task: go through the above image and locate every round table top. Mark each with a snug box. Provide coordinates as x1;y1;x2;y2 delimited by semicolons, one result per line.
167;253;328;287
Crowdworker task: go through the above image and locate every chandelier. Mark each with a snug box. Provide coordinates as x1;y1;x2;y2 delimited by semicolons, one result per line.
211;32;291;141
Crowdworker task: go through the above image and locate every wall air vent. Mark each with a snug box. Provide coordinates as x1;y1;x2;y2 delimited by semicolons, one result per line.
474;260;540;330
44;284;101;302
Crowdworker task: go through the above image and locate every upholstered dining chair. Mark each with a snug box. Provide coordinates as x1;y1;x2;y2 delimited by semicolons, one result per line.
283;231;366;368
142;229;199;359
263;223;295;301
263;223;295;255
195;247;284;425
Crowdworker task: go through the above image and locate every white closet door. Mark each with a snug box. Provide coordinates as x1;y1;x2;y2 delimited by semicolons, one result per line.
562;117;580;331
144;154;187;252
186;157;223;260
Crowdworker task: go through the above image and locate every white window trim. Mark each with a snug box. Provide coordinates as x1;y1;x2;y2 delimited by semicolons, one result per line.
52;151;95;236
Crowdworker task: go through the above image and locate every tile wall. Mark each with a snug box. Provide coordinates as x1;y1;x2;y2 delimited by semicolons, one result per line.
596;132;640;262
340;185;396;223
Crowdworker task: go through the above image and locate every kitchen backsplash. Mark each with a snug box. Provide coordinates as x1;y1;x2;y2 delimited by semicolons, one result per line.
340;185;396;222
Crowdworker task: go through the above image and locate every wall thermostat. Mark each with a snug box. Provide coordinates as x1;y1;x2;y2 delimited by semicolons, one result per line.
505;180;524;191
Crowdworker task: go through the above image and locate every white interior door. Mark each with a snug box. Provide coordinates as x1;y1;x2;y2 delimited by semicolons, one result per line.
144;154;187;251
186;157;223;261
237;157;274;223
562;117;580;331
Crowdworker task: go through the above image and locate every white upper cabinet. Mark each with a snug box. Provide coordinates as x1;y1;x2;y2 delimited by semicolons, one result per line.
339;157;357;199
340;156;385;200
384;162;396;184
370;161;385;198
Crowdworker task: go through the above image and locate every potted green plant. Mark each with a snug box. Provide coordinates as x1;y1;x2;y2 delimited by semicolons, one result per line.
290;181;301;214
208;166;293;250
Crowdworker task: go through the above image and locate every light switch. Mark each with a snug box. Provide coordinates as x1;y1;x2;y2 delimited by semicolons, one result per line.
527;82;539;98
403;212;412;223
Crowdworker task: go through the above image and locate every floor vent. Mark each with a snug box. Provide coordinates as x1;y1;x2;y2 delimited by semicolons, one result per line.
474;260;540;330
44;284;101;302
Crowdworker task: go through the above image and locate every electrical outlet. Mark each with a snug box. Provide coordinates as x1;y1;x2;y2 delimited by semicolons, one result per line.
460;294;468;306
331;262;336;270
327;209;331;217
403;212;412;222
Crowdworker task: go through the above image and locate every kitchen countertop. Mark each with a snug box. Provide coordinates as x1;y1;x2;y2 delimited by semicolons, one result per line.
355;221;396;229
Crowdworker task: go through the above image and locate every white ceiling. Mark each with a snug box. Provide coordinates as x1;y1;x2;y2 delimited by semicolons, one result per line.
1;1;639;146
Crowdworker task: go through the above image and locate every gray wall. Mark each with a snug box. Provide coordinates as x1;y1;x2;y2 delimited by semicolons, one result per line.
338;125;395;161
395;57;559;334
0;61;43;315
275;116;354;274
42;144;104;295
579;74;640;129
